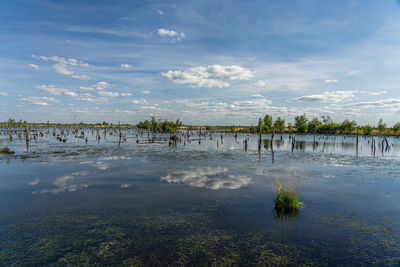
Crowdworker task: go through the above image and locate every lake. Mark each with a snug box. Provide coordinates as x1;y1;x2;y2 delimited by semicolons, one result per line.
0;128;399;266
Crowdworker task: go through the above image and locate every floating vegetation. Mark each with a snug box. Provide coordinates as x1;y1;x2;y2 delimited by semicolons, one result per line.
0;211;321;266
0;139;14;154
323;211;400;266
0;147;14;154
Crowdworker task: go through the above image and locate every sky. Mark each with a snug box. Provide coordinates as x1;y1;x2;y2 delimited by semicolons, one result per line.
1;0;400;126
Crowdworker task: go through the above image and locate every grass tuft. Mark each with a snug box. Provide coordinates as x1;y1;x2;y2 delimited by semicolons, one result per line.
273;173;302;212
0;147;14;154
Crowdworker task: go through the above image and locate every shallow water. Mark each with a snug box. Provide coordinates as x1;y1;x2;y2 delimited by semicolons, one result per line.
0;128;399;266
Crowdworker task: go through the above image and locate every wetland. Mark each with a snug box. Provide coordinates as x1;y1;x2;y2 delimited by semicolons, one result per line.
0;126;399;266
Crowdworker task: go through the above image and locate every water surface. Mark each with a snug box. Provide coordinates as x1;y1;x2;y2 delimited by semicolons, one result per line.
0;128;399;266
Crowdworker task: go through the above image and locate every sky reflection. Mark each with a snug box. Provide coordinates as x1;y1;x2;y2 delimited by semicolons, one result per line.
161;166;253;189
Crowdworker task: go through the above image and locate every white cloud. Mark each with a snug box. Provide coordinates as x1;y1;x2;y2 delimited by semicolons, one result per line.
36;84;78;97
32;54;90;80
72;74;91;80
98;91;119;97
0;92;8;96
80;93;94;98
347;98;400;110
114;109;136;115
121;93;132;97
141;90;151;94
162;65;253;88
77;93;95;101
80;81;112;91
360;90;387;96
292;90;356;103
53;63;74;75
32;55;89;67
21;96;59;106
157;9;164;15
157;28;184;38
230;98;272;111
131;99;147;104
325;79;338;83
252;94;264;98
28;64;40;70
255;80;268;87
161;166;253;190
121;64;133;69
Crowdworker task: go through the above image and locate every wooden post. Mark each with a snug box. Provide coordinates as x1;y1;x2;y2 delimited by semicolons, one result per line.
356;128;359;155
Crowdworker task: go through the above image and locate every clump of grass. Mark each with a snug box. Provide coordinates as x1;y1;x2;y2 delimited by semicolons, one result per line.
0;147;14;154
273;173;302;212
0;140;14;154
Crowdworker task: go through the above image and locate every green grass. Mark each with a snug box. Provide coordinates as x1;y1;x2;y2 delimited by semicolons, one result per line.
273;174;302;213
274;190;301;210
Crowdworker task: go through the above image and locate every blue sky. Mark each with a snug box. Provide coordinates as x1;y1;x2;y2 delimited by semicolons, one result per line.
1;0;400;125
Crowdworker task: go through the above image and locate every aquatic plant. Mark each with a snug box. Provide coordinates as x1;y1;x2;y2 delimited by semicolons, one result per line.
0;140;14;154
273;174;302;212
0;147;14;154
274;188;301;210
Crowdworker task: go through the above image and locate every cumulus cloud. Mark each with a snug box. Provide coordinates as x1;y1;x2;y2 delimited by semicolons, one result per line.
161;167;253;190
76;93;96;102
347;98;400;110
0;92;8;96
230;98;272;111
32;55;89;67
54;63;74;75
360;90;387;96
120;93;132;97
162;65;253;88
131;99;147;104
121;64;133;69
157;28;185;39
98;91;119;97
292;90;356;103
252;94;264;98
21;96;59;106
142;90;151;94
325;79;338;83
36;84;78;97
255;80;268;87
80;81;112;91
72;74;91;80
157;9;164;15
28;64;40;70
32;54;90;80
114;109;136;115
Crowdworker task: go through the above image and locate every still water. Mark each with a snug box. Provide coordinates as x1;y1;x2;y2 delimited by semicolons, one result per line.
0;128;399;266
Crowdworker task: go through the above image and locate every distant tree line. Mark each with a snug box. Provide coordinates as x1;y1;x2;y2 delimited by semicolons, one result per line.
2;116;400;136
136;117;183;133
250;114;400;136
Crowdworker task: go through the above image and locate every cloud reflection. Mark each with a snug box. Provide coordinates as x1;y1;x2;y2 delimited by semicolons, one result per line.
161;166;252;190
28;178;40;186
34;172;89;194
